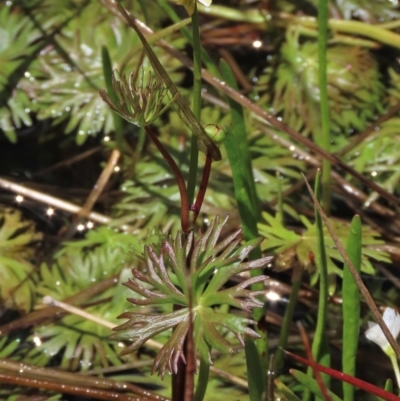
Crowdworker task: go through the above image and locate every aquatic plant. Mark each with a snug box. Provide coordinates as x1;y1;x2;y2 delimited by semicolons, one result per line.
2;0;400;400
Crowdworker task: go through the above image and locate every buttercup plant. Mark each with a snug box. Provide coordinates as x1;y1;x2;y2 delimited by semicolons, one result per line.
99;70;176;127
110;216;271;377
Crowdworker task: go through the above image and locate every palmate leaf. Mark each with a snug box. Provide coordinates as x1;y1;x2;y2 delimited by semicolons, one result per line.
258;211;390;277
28;226;141;370
110;216;271;377
0;4;40;142
256;31;384;141
346;117;400;204
0;206;42;312
0;4;39;89
333;0;400;22
23;1;183;144
343;68;400;202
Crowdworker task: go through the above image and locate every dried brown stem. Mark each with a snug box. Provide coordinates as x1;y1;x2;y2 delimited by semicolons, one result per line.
77;149;120;219
0;372;142;401
0;177;113;225
0;359;166;401
32;146;102;177
0;276;117;335
302;173;400;359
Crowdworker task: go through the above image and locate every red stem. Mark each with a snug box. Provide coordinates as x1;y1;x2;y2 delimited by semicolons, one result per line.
284;350;400;401
0;372;139;401
191;154;212;223
145;126;190;233
296;322;332;401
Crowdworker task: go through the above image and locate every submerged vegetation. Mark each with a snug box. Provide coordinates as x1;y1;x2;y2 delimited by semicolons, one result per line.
2;0;400;400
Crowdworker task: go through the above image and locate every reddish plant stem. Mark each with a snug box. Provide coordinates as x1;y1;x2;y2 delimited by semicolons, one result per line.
144;125;190;233
0;358;164;401
296;321;332;401
0;372;141;401
191;153;212;223
284;350;400;401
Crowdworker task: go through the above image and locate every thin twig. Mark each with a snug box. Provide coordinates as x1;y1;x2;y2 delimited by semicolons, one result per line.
219;48;252;91
42;296;163;350
42;296;248;389
0;358;167;401
302;172;400;359
0;177;112;225
77;149;120;219
32;146;102;177
0;372;141;401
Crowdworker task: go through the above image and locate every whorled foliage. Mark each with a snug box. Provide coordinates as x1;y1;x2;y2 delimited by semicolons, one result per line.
110;216;271;377
0;206;42;312
256;31;384;143
100;69;176;127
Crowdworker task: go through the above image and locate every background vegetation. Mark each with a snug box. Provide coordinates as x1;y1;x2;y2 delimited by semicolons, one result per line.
2;0;400;400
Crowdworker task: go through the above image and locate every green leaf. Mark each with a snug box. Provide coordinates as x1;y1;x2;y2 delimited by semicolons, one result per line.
245;337;265;401
304;170;330;400
342;215;362;401
291;369;343;401
274;379;301;401
111;217;270;375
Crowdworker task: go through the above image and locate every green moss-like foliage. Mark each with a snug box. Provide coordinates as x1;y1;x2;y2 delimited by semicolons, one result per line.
256;31;384;146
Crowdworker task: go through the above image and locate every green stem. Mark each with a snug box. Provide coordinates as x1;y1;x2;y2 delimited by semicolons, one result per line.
318;0;331;214
194;357;210;401
187;3;202;205
273;266;303;372
220;60;267;382
342;216;362;401
101;46;124;150
389;353;400;394
196;4;400;49
303;170;330;401
157;0;221;78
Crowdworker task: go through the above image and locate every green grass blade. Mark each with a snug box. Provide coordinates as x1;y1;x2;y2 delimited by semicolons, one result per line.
220;60;267;379
194;356;210;401
274;379;302;401
245;337;265;401
318;0;331;213
274;266;303;372
312;170;330;373
220;60;260;242
156;0;221;78
276;172;284;225
342;215;362;401
381;379;394;401
187;3;201;205
303;170;330;401
292;369;343;401
137;0;149;24
101;45;124;149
